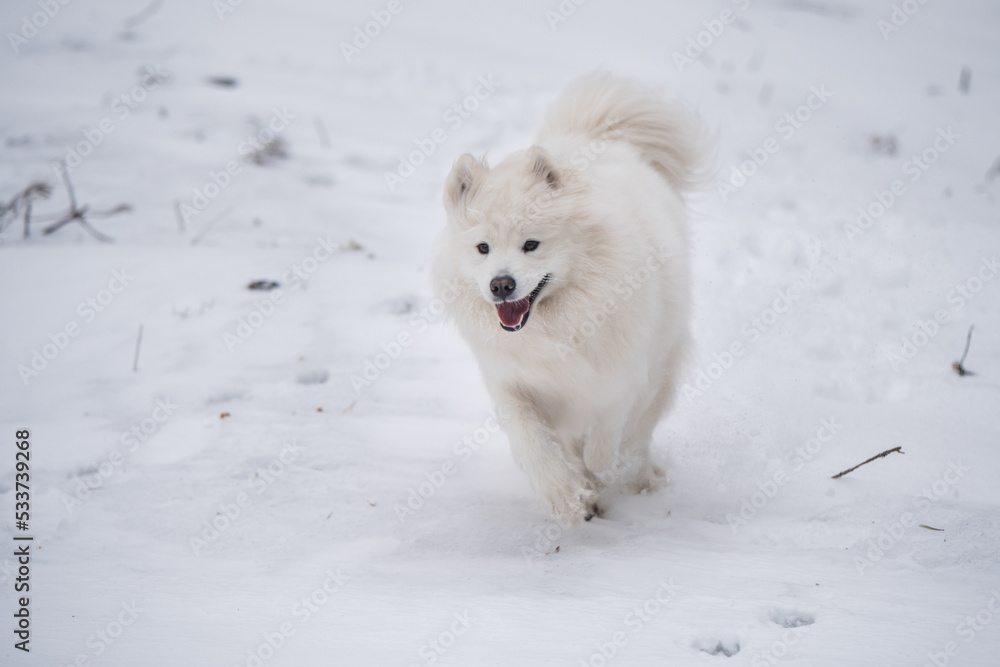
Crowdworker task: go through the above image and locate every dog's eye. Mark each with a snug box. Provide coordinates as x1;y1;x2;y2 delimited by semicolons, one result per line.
476;243;490;255
522;240;540;253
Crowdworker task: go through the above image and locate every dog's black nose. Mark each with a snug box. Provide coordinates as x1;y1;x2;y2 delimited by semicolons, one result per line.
490;275;516;299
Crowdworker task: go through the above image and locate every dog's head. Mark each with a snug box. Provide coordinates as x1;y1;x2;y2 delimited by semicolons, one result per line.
440;147;580;333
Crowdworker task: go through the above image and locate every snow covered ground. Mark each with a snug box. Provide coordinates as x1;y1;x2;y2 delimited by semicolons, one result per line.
2;0;999;664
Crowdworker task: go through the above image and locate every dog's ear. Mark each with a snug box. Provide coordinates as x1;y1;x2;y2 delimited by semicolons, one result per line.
528;146;560;189
444;154;484;209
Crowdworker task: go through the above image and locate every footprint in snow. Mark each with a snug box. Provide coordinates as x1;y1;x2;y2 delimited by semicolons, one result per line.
385;297;416;315
296;370;329;385
693;635;741;658
769;609;815;628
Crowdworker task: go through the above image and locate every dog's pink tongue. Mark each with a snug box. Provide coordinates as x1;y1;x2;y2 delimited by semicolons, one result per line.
497;298;530;328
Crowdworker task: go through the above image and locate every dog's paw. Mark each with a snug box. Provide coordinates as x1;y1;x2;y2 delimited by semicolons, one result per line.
584;501;603;522
630;462;665;495
546;484;599;526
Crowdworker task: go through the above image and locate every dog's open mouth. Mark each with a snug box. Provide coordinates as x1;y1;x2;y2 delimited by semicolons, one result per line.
497;275;550;332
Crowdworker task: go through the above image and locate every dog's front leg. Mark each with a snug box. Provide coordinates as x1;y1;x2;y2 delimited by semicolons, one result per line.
498;392;598;525
582;417;627;485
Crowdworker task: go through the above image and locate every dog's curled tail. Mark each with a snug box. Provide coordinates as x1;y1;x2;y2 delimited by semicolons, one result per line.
535;72;711;192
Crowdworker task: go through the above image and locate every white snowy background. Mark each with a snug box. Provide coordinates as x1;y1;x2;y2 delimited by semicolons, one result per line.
2;0;999;665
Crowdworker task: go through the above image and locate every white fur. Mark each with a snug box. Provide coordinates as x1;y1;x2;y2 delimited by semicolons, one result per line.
432;73;707;524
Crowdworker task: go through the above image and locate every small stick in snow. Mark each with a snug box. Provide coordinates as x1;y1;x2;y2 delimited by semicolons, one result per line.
919;524;944;531
313;116;331;150
952;325;976;377
22;183;52;238
959;67;971;94
173;199;185;234
132;324;144;372
831;446;904;479
0;181;51;239
23;195;34;238
986;157;1000;184
190;206;234;245
38;163;127;242
124;0;165;29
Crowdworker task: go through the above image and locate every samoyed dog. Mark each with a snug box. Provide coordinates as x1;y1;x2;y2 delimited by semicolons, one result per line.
433;73;706;524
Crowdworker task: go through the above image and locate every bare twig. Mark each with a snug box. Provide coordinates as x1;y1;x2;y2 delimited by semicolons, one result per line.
173;199;185;233
952;325;976;376
23;197;33;238
40;163;126;242
88;203;132;219
124;0;165;29
132;324;143;372
190;206;234;245
0;181;52;239
43;206;115;241
246;136;287;165
313;116;331;150
0;202;12;232
831;447;904;479
206;76;238;88
959;67;971;94
777;0;855;20
25;182;51;238
63;162;77;209
986;157;1000;184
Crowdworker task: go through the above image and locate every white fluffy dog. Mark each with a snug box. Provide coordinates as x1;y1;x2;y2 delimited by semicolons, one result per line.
433;73;705;524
